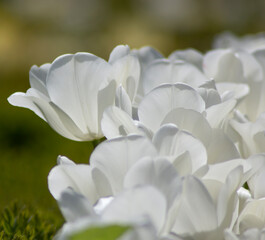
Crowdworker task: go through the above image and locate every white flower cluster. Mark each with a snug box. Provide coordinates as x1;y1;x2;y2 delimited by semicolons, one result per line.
8;33;265;240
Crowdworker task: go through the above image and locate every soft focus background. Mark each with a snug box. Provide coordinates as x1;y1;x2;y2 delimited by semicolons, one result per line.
1;0;265;229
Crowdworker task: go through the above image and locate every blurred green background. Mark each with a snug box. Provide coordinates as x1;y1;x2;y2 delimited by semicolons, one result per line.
1;0;265;227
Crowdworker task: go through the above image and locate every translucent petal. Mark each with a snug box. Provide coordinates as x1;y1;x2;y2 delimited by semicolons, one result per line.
90;135;157;194
103;186;167;233
138;84;205;133
48;156;99;204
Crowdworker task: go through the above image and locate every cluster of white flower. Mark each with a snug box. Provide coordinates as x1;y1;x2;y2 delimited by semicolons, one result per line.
8;32;265;240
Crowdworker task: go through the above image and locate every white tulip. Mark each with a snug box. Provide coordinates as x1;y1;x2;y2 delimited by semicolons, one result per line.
168;48;203;70
8;45;140;141
235;198;265;234
141;59;209;96
204;47;265;121
171;166;244;240
214;32;265;53
230;113;265;157
56;187;161;240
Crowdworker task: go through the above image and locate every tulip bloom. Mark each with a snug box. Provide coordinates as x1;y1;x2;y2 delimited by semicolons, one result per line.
8;45;140;141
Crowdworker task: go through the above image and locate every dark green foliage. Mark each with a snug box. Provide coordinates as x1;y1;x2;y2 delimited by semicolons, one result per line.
0;202;62;240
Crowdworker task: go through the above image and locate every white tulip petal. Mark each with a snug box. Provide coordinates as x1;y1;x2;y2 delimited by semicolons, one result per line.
216;82;249;101
142;60;208;95
242;155;265;188
91;167;113;197
207;129;240;164
172;151;192;176
214;32;265;52
50;102;90;140
30;63;50;84
224;229;240;240
126;76;137;102
203;49;244;83
35;102;81;141
169;48;203;69
198;88;221;108
201;159;250;185
251;174;265;198
241;228;265;240
217;166;243;228
199;79;218;90
138;84;205;132
115;85;132;116
247;154;265;199
206;99;236;128
96;80;116;135
133;121;153;139
237;187;252;214
162;108;212;147
109;45;130;63
225;228;265;240
132;46;163;104
132;46;163;70
153;124;207;172
13;90;82;141
198;179;223;206
58;188;97;222
102;186;167;233
57;155;75;165
235;51;263;82
214;31;241;48
29;64;50;96
8;91;46;121
229;119;253;157
237;199;265;233
253;131;265;154
46;53;111;133
111;53;140;102
101;106;141;139
124;157;181;206
172;176;217;235
253;48;265;69
242;81;265;121
48;156;99;204
90;135;157;194
93;196;114;214
230;116;265;157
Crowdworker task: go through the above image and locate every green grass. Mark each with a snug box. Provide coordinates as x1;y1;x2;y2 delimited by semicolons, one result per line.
0;201;62;240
